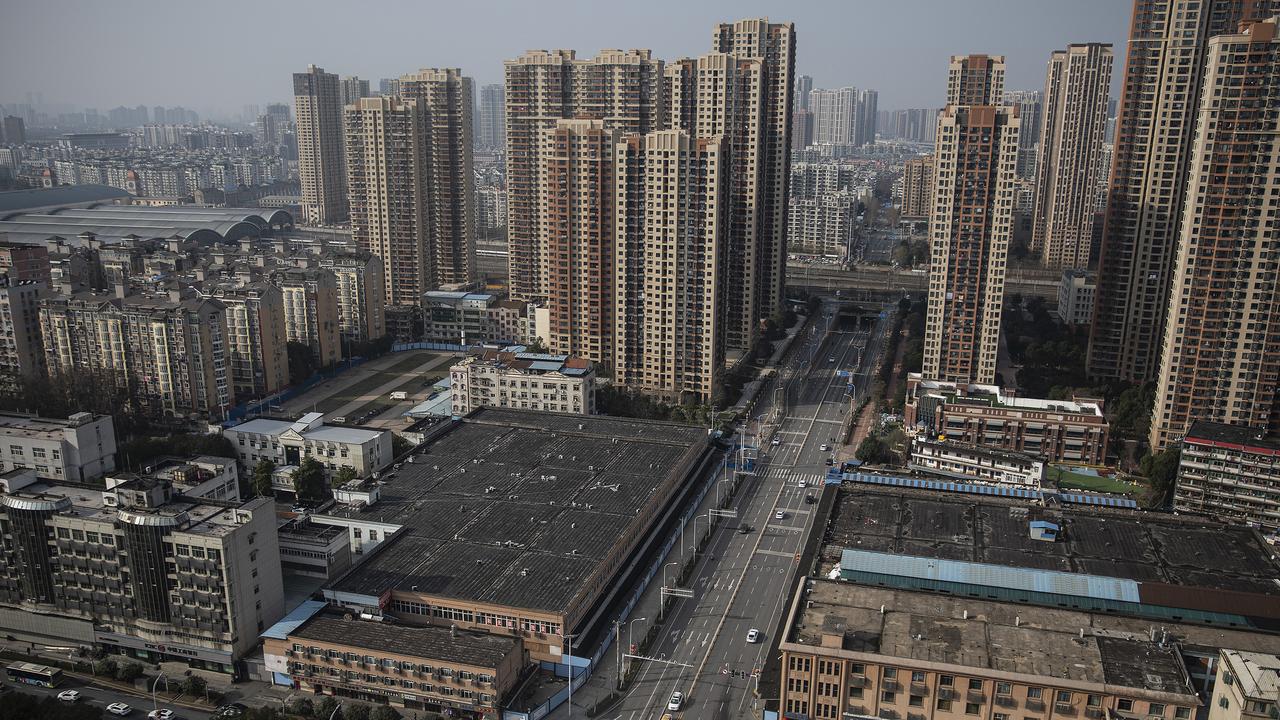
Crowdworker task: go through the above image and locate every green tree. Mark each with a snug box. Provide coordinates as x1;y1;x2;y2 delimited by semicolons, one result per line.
115;661;144;683
292;457;328;502
287;697;315;718
525;337;550;353
92;658;118;677
313;697;340;720
180;674;207;697
332;466;358;487
251;459;276;498
343;703;371;720
287;341;318;386
855;436;889;465
1140;445;1181;508
368;706;401;720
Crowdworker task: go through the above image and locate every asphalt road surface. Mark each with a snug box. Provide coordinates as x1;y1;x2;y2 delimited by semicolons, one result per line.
607;303;888;720
0;675;213;719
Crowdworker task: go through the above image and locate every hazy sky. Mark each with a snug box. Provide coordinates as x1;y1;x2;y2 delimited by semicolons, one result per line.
1;0;1130;119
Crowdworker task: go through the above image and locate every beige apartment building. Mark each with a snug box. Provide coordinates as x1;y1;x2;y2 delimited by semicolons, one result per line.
614;130;727;403
924;103;1019;385
346;96;429;307
0;276;44;388
947;54;1004;105
541;119;618;365
1175;420;1280;533
899;154;934;227
0;468;284;671
1208;650;1280;720
399;68;476;288
39;293;234;420
318;250;385;344
1151;17;1280;449
1031;44;1113;269
278;268;341;369
503;48;665;303
265;611;523;718
216;283;287;398
809;87;856;145
449;349;595;416
1088;1;1275;383
779;580;1203;720
294;65;348;225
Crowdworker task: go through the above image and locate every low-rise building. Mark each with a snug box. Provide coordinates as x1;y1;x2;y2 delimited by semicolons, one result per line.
104;455;239;503
450;349;595;416
0;468;284;671
263;610;523;718
277;517;352;580
905;374;1109;464
1209;650;1279;720
223;412;392;480
423;291;499;345
1175;421;1280;533
908;437;1045;487
1057;269;1096;326
0;411;116;482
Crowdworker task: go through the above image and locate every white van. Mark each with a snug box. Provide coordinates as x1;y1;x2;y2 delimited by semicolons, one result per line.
390;391;408;401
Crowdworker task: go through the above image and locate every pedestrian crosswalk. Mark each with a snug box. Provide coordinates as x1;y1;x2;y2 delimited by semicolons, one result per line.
765;467;824;488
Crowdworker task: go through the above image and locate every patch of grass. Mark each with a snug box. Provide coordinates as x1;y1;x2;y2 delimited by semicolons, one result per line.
1049;466;1139;496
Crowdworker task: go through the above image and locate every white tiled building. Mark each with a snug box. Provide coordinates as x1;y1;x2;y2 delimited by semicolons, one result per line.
0;412;117;482
223;412;392;479
450;350;595;416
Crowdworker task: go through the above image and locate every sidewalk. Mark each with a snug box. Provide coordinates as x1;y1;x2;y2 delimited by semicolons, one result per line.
552;448;748;718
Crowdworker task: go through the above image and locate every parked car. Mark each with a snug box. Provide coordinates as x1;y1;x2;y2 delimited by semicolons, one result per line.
147;710;176;720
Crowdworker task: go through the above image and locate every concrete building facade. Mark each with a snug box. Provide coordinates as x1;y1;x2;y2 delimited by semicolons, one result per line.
294;65;348;225
0;412;116;482
223;412;392;480
809;87;856;145
449;349;596;416
1088;0;1276;383
1032;44;1114;269
1175;420;1280;533
613;131;726;403
1151;17;1280;449
278;267;341;369
319;251;386;344
1057;269;1096;327
216;283;287;399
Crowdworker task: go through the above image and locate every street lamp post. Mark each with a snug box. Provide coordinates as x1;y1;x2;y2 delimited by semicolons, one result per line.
625;616;647;678
660;562;678;620
151;673;167;713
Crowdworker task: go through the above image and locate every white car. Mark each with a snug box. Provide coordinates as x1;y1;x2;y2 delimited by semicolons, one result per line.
828;357;835;363
57;690;81;702
797;479;807;488
775;510;786;520
771;437;781;446
148;710;176;720
107;703;133;716
746;628;761;643
668;692;684;711
819;444;829;452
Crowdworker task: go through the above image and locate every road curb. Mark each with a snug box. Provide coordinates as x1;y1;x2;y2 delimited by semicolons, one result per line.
65;670;216;713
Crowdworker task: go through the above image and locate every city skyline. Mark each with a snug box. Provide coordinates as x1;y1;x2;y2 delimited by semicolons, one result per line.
1;1;1128;117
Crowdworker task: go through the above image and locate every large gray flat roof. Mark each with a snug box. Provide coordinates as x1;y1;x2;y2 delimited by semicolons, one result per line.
325;408;709;615
291;612;518;668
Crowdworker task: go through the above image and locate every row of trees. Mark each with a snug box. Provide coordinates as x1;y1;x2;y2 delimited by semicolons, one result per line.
251;457;355;502
243;698;401;720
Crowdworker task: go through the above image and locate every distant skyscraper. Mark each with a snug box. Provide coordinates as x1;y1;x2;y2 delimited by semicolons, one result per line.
855;89;878;145
794;74;813;111
1;116;24;145
345;96;429;306
809;87;856;144
947;54;1004;105
478;83;504;150
899;154;935;226
540;119;618;365
792;108;813;150
701;17;795;350
399;68;476;287
340;75;371;107
152;106;167;125
1150;17;1280;449
378;77;401;96
1031;43;1113;269
924;55;1018;385
614;130;727;403
293;65;348;225
1002;89;1042;178
503;48;665;303
1089;0;1275;383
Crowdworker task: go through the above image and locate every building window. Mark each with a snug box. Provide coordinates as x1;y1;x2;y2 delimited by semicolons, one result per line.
966;703;981;715
1174;709;1189;720
1058;692;1073;704
910;695;924;707
1118;700;1134;712
969;679;983;691
1148;704;1165;717
1028;688;1044;701
937;700;952;712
